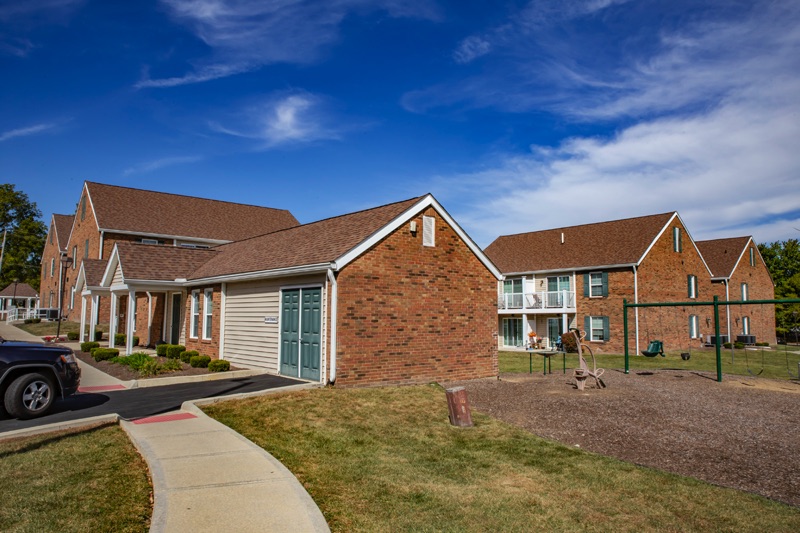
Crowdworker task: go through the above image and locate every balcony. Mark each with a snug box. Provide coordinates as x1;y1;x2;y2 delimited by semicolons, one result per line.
498;291;576;312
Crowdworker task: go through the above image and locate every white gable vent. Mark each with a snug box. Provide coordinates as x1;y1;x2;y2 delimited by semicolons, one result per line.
423;215;435;247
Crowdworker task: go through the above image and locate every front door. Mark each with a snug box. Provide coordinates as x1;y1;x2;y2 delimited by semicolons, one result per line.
170;293;182;344
280;288;322;380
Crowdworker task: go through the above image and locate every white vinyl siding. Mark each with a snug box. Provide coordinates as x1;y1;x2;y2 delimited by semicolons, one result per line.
223;275;326;371
112;264;124;286
202;288;213;340
190;290;200;338
423;216;435;247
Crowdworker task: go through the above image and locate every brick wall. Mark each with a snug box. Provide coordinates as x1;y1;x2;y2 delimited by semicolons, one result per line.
728;244;776;344
633;219;713;354
334;207;498;387
38;220;63;311
183;284;222;358
575;267;635;354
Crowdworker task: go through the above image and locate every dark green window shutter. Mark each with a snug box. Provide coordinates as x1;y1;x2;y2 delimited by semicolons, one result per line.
584;315;590;335
601;272;608;297
583;274;590;297
603;317;610;340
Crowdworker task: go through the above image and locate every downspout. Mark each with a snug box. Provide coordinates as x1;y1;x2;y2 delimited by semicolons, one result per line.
633;265;640;356
327;268;338;385
724;280;731;341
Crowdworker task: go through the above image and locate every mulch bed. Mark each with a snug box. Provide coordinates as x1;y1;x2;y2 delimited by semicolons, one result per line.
445;369;800;508
75;350;234;381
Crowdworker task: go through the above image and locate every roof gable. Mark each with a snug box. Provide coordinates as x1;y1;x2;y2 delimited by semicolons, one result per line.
484;212;675;274
86;181;300;242
102;242;218;286
696;236;753;278
0;282;38;298
189;194;502;282
53;214;74;251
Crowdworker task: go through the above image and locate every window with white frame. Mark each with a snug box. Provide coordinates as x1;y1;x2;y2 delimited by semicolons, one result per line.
69;286;75;310
749;247;755;266
742;316;750;335
423;215;435;247
673;227;683;252
50;258;55;277
688;275;698;298
190;290;200;338
741;283;748;301
80;195;86;221
588;316;608;341
84;239;89;258
503;279;523;308
202;289;213;339
689;314;700;339
72;246;77;269
589;272;604;297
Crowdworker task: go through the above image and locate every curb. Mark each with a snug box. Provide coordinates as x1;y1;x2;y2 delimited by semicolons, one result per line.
0;414;120;441
129;368;269;389
184;382;322;410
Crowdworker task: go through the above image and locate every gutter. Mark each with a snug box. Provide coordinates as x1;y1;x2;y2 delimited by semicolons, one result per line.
188;263;333;285
327;268;338;385
502;263;638;277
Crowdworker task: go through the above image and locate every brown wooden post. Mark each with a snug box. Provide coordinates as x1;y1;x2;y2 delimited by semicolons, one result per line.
445;387;473;427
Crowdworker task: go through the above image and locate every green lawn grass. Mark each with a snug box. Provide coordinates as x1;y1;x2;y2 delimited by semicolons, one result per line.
0;424;151;532
203;385;800;532
500;346;800;381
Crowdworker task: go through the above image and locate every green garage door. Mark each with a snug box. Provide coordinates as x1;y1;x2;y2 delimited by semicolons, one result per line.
280;288;321;381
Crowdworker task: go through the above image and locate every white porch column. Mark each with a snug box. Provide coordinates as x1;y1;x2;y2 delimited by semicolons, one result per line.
146;292;153;347
90;294;99;344
79;295;88;342
562;313;569;335
126;289;136;355
109;293;118;348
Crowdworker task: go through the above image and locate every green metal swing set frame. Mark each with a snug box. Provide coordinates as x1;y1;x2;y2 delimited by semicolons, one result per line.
623;296;800;382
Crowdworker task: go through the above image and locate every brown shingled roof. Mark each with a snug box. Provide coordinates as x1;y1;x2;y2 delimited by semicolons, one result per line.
81;259;108;287
190;196;424;280
0;282;38;298
484;212;676;273
115;242;218;282
696;236;752;278
53;214;74;250
86;181;300;242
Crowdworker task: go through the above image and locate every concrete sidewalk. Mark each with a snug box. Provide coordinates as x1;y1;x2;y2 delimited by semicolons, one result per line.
122;397;329;533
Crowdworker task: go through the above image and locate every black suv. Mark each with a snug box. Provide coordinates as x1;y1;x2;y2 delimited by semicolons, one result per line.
0;337;81;419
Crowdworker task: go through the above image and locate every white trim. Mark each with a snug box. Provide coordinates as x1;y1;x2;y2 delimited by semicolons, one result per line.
501;264;636;276
327;269;338;384
219;283;226;360
190;289;200;339
202;288;213;340
190;263;332;285
333;194;503;280
97;227;230;245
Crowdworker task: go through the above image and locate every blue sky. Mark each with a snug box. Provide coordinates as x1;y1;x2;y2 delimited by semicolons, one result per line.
2;0;799;247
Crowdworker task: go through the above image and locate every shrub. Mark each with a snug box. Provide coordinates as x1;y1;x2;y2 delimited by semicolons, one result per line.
111;352;152;371
24;318;33;324
139;359;160;377
114;334;125;346
156;343;169;357
161;358;182;372
166;345;186;359
756;342;770;347
734;342;745;349
208;360;230;372
93;348;120;361
180;350;199;364
190;355;211;368
67;332;79;341
81;341;100;353
94;330;103;341
33;318;41;324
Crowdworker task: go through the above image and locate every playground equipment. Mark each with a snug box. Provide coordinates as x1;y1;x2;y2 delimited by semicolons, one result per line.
570;329;606;390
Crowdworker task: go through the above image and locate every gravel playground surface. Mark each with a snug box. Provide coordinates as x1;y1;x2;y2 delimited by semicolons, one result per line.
446;369;800;507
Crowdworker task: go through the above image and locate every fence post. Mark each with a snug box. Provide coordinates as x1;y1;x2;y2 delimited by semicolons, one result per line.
714;296;722;383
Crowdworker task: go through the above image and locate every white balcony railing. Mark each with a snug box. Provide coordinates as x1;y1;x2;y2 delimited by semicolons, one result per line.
498;290;576;311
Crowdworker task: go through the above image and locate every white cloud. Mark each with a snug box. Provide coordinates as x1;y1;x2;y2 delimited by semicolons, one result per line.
0;123;57;142
140;0;440;87
453;36;491;64
122;155;203;176
210;91;341;148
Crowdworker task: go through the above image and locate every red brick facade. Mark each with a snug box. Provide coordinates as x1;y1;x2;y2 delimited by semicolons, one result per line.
39;219;64;310
334;207;498;387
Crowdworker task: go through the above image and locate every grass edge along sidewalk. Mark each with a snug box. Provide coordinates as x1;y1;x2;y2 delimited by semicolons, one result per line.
0;423;152;532
203;384;800;533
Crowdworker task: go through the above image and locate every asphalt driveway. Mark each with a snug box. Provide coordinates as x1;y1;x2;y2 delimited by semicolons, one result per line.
0;373;303;433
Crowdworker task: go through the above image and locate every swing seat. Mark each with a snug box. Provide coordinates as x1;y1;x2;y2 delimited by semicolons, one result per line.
642;340;664;357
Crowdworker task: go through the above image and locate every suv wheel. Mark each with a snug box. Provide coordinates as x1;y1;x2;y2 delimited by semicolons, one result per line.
4;373;55;419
